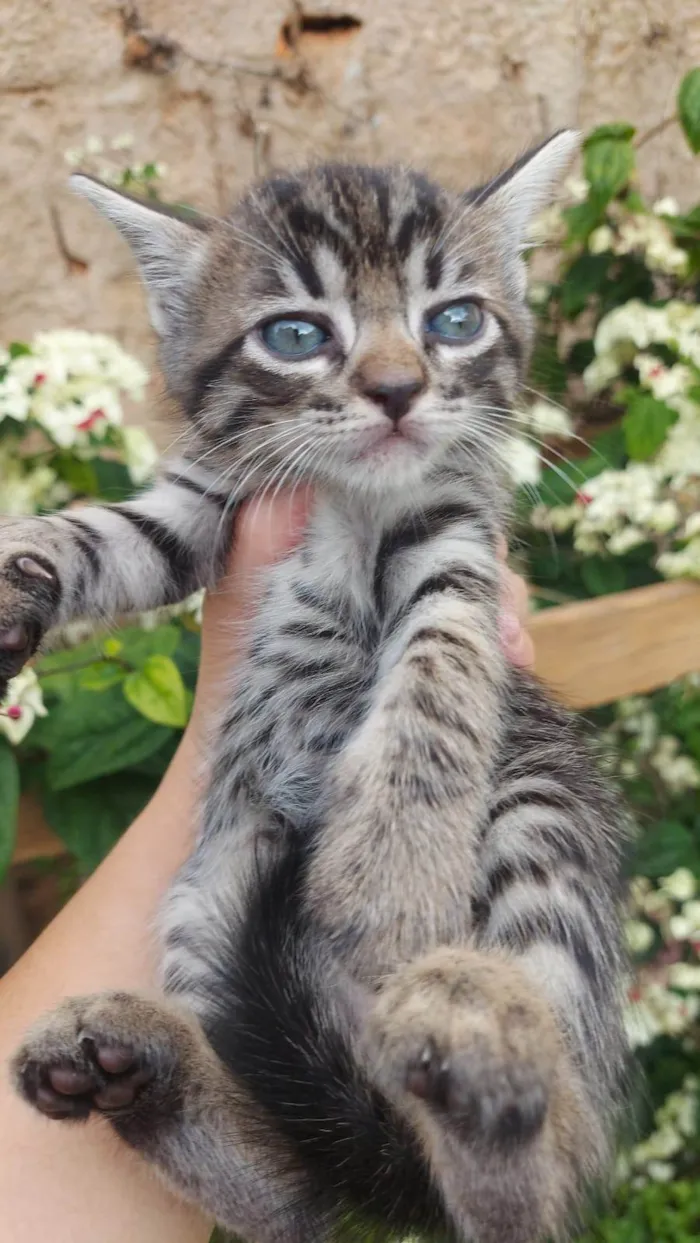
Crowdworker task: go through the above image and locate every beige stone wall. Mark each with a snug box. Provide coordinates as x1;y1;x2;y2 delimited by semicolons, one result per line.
2;0;700;387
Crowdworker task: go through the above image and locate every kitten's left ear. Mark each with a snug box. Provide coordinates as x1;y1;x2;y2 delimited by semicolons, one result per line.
473;130;581;249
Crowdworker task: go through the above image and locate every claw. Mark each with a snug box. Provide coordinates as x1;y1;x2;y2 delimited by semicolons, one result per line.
0;623;29;652
15;555;56;583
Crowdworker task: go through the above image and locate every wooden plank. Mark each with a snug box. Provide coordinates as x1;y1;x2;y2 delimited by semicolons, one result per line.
531;580;700;709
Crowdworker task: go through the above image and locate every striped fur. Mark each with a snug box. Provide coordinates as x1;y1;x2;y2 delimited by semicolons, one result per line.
9;135;628;1243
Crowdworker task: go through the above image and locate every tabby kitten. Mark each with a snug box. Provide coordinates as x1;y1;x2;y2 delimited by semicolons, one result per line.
6;133;627;1243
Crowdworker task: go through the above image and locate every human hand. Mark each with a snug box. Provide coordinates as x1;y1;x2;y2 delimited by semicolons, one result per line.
191;500;533;727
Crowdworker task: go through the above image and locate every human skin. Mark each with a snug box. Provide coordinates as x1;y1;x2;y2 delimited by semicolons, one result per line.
0;494;533;1243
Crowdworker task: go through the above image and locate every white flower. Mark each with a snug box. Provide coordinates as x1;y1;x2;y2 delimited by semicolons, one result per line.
650;735;700;793
668;962;700;991
646;1160;676;1182
588;225;614;254
564;175;589;203
607;526;647;554
0;372;31;422
634;354;693;404
501;436;541;486
653;197;680;218
0;667;48;745
120;425;158;485
85;135;104;155
658;538;700;580
582;353;621;394
522;399;574;439
626;919;655;955
660;868;697;902
647;499;681;534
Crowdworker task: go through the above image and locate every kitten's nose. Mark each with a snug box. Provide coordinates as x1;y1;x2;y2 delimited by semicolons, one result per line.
357;374;426;424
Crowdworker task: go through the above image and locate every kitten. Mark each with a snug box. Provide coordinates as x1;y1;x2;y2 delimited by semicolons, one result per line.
6;135;627;1243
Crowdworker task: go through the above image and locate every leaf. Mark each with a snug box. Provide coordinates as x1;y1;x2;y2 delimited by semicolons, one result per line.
42;774;158;872
633;819;700;878
583;138;635;203
562;197;607;244
528;334;568;398
44;685;172;789
622;392;678;461
580;556;627;597
566;339;596;375
560;254;610;318
91;458;137;503
0;739;20;881
79;661;125;691
583;123;636;144
123;655;189;728
115;624;180;669
8;342;32;359
53;455;99;497
678;67;700;153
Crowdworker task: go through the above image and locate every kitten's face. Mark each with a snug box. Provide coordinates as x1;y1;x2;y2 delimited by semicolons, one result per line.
72;137;577;497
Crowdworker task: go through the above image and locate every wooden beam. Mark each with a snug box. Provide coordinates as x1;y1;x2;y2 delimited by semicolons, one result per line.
531;580;700;709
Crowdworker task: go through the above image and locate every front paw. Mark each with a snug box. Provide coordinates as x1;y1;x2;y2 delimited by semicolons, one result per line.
0;540;60;696
12;992;185;1130
365;947;561;1150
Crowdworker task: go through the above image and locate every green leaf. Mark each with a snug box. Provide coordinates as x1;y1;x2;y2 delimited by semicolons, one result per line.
633;819;700;878
42;774;158;872
678;67;700;153
562;196;607;243
584;137;635;202
528;334;568;398
8;342;32;359
53;455;99;498
44;686;172;789
90;458;136;503
583;123;636;144
123;655;189;728
0;739;20;881
560;253;610;318
566;339;595;375
623;392;678;461
580;556;627;597
79;661;125;691
115;624;180;669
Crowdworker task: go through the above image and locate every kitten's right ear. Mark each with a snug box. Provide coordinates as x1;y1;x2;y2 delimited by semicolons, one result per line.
70;174;214;337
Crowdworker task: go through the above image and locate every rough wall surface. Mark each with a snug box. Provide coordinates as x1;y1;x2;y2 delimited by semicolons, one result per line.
1;0;700;401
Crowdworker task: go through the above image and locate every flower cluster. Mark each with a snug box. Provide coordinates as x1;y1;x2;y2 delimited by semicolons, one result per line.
588;198;689;278
502;399;575;487
0;330;156;484
531;296;700;574
621;1076;699;1185
0;668;48;745
64;134;166;197
609;696;700;793
624;869;700;1049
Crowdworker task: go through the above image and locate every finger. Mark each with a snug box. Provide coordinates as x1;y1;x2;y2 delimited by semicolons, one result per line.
501;564;530;626
232;488;312;577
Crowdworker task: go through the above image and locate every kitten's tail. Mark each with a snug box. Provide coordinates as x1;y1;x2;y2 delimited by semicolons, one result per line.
204;836;443;1238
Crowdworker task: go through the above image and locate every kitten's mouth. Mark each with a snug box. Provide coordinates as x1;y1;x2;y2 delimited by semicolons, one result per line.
356;424;423;462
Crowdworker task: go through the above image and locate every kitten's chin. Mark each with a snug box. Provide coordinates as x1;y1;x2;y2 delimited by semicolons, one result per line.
328;437;436;494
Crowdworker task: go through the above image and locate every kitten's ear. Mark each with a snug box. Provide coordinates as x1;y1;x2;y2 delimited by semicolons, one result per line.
474;130;581;248
70;174;214;336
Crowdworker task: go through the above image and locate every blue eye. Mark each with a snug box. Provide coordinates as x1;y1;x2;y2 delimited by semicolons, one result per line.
261;318;329;358
425;301;484;342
